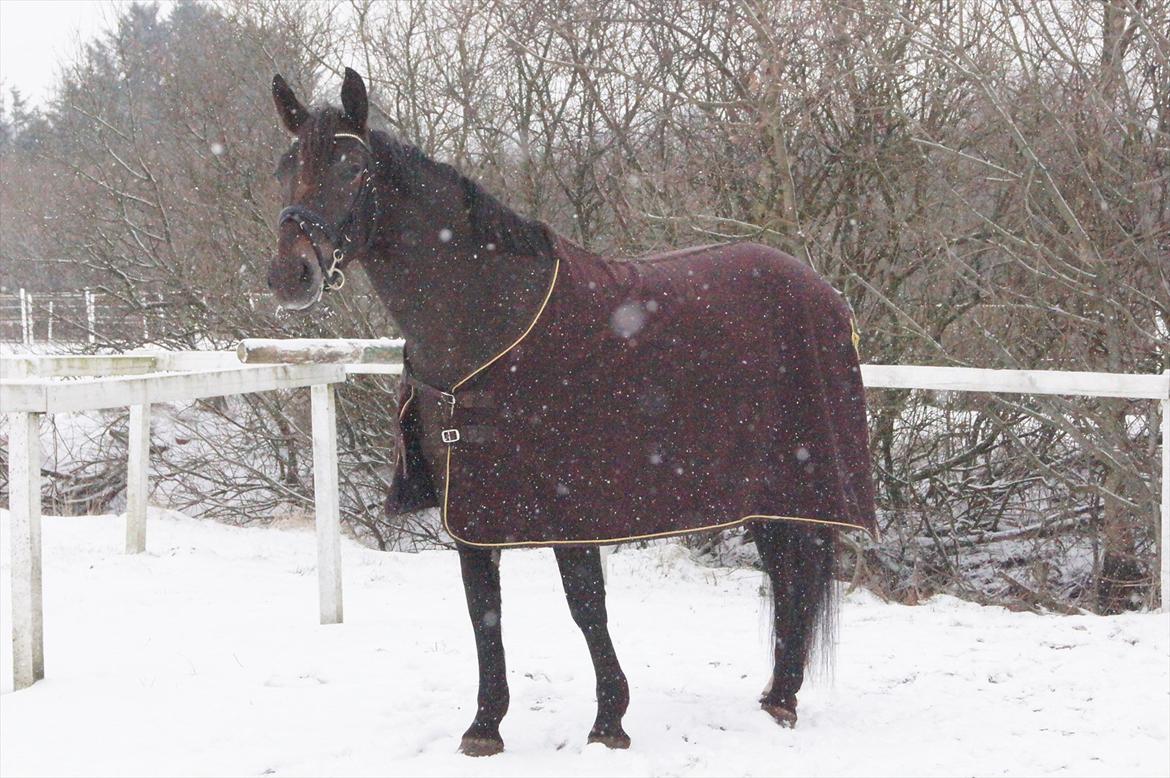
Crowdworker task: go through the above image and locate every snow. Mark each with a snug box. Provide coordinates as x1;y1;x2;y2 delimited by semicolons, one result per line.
1;509;1167;777
610;302;648;338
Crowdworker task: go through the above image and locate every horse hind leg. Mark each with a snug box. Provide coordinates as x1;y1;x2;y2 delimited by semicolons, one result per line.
751;520;836;728
554;546;631;748
457;545;509;756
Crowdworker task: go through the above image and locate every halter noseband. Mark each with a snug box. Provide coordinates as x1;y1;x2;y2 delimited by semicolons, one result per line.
278;132;373;292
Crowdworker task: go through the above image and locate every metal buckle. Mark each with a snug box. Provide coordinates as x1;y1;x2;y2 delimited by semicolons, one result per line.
441;429;461;444
324;268;345;291
440;392;456;408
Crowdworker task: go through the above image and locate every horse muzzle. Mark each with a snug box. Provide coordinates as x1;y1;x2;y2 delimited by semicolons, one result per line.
267;226;326;311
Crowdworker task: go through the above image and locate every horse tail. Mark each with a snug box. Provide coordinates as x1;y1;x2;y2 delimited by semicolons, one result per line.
756;521;839;684
804;523;839;677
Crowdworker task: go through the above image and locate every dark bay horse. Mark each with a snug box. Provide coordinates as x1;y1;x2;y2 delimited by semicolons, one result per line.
266;68;875;756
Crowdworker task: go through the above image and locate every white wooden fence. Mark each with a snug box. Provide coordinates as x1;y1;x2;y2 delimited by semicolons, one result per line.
0;349;357;691
1;341;1167;692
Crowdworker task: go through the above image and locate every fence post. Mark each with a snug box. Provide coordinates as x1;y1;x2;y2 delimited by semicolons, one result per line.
311;383;343;624
9;411;45;690
1161;377;1168;613
19;288;30;345
126;403;151;554
85;289;96;345
46;300;54;342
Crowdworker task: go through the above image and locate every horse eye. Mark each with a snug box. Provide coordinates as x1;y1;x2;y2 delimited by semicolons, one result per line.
274;150;298;180
336;161;364;180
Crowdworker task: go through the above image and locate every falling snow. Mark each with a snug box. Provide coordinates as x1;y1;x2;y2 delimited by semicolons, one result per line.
610;301;647;338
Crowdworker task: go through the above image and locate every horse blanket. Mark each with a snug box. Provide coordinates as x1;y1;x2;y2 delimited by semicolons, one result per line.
387;238;877;547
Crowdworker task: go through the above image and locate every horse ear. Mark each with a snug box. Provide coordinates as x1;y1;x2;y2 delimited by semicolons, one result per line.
272;74;308;134
341;67;368;132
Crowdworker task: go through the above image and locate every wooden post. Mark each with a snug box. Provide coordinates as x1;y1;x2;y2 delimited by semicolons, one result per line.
8;411;44;689
238;338;403;366
311;383;343;624
125;403;151;554
1160;382;1168;612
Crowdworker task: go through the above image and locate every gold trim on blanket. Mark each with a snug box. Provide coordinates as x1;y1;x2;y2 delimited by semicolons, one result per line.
450;258;561;394
441;445;876;546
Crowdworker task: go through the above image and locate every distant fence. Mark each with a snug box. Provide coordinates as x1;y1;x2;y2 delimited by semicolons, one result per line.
0;290;253;345
0;289;146;345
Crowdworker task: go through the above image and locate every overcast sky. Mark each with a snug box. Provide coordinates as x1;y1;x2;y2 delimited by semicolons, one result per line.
0;1;176;110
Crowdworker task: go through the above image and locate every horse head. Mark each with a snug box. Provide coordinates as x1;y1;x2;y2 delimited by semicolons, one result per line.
267;68;372;310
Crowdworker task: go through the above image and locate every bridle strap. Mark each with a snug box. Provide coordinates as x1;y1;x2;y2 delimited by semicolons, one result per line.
333;132;370;150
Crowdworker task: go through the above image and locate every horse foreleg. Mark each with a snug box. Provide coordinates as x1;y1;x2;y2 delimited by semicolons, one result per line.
457;545;508;756
554;545;631;748
751;521;836;728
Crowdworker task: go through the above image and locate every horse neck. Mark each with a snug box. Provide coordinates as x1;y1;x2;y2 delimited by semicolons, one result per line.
360;150;556;390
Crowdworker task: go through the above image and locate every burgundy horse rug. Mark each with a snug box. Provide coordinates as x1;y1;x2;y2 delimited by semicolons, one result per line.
388;238;877;547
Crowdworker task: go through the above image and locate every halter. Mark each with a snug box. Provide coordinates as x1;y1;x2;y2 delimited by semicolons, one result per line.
278;132;373;292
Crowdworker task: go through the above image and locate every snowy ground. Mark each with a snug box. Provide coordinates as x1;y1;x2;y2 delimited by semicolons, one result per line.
1;510;1167;777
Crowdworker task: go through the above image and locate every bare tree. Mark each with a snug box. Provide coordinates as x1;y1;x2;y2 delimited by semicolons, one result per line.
4;0;1165;608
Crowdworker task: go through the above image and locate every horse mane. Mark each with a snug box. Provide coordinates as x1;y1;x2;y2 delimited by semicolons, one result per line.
456;173;554;258
302;107;552;259
388;133;553;258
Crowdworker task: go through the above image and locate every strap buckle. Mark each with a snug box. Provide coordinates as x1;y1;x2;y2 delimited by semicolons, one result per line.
441;429;461;444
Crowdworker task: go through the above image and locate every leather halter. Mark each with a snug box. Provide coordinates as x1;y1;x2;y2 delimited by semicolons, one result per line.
277;132;373;292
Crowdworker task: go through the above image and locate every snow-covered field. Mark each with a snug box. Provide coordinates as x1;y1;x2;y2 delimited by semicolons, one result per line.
1;509;1167;777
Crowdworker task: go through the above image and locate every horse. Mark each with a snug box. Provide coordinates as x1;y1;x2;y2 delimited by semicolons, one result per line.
265;68;876;756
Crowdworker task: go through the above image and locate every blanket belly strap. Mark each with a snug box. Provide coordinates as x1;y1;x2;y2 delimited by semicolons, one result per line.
440;425;497;445
403;373;495;410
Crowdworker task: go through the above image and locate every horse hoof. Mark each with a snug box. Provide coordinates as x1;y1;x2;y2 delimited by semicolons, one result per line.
459;736;504;757
587;730;632;749
761;702;798;728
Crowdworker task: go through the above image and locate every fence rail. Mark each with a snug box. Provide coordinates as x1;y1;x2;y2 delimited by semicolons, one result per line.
2;345;1167;694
